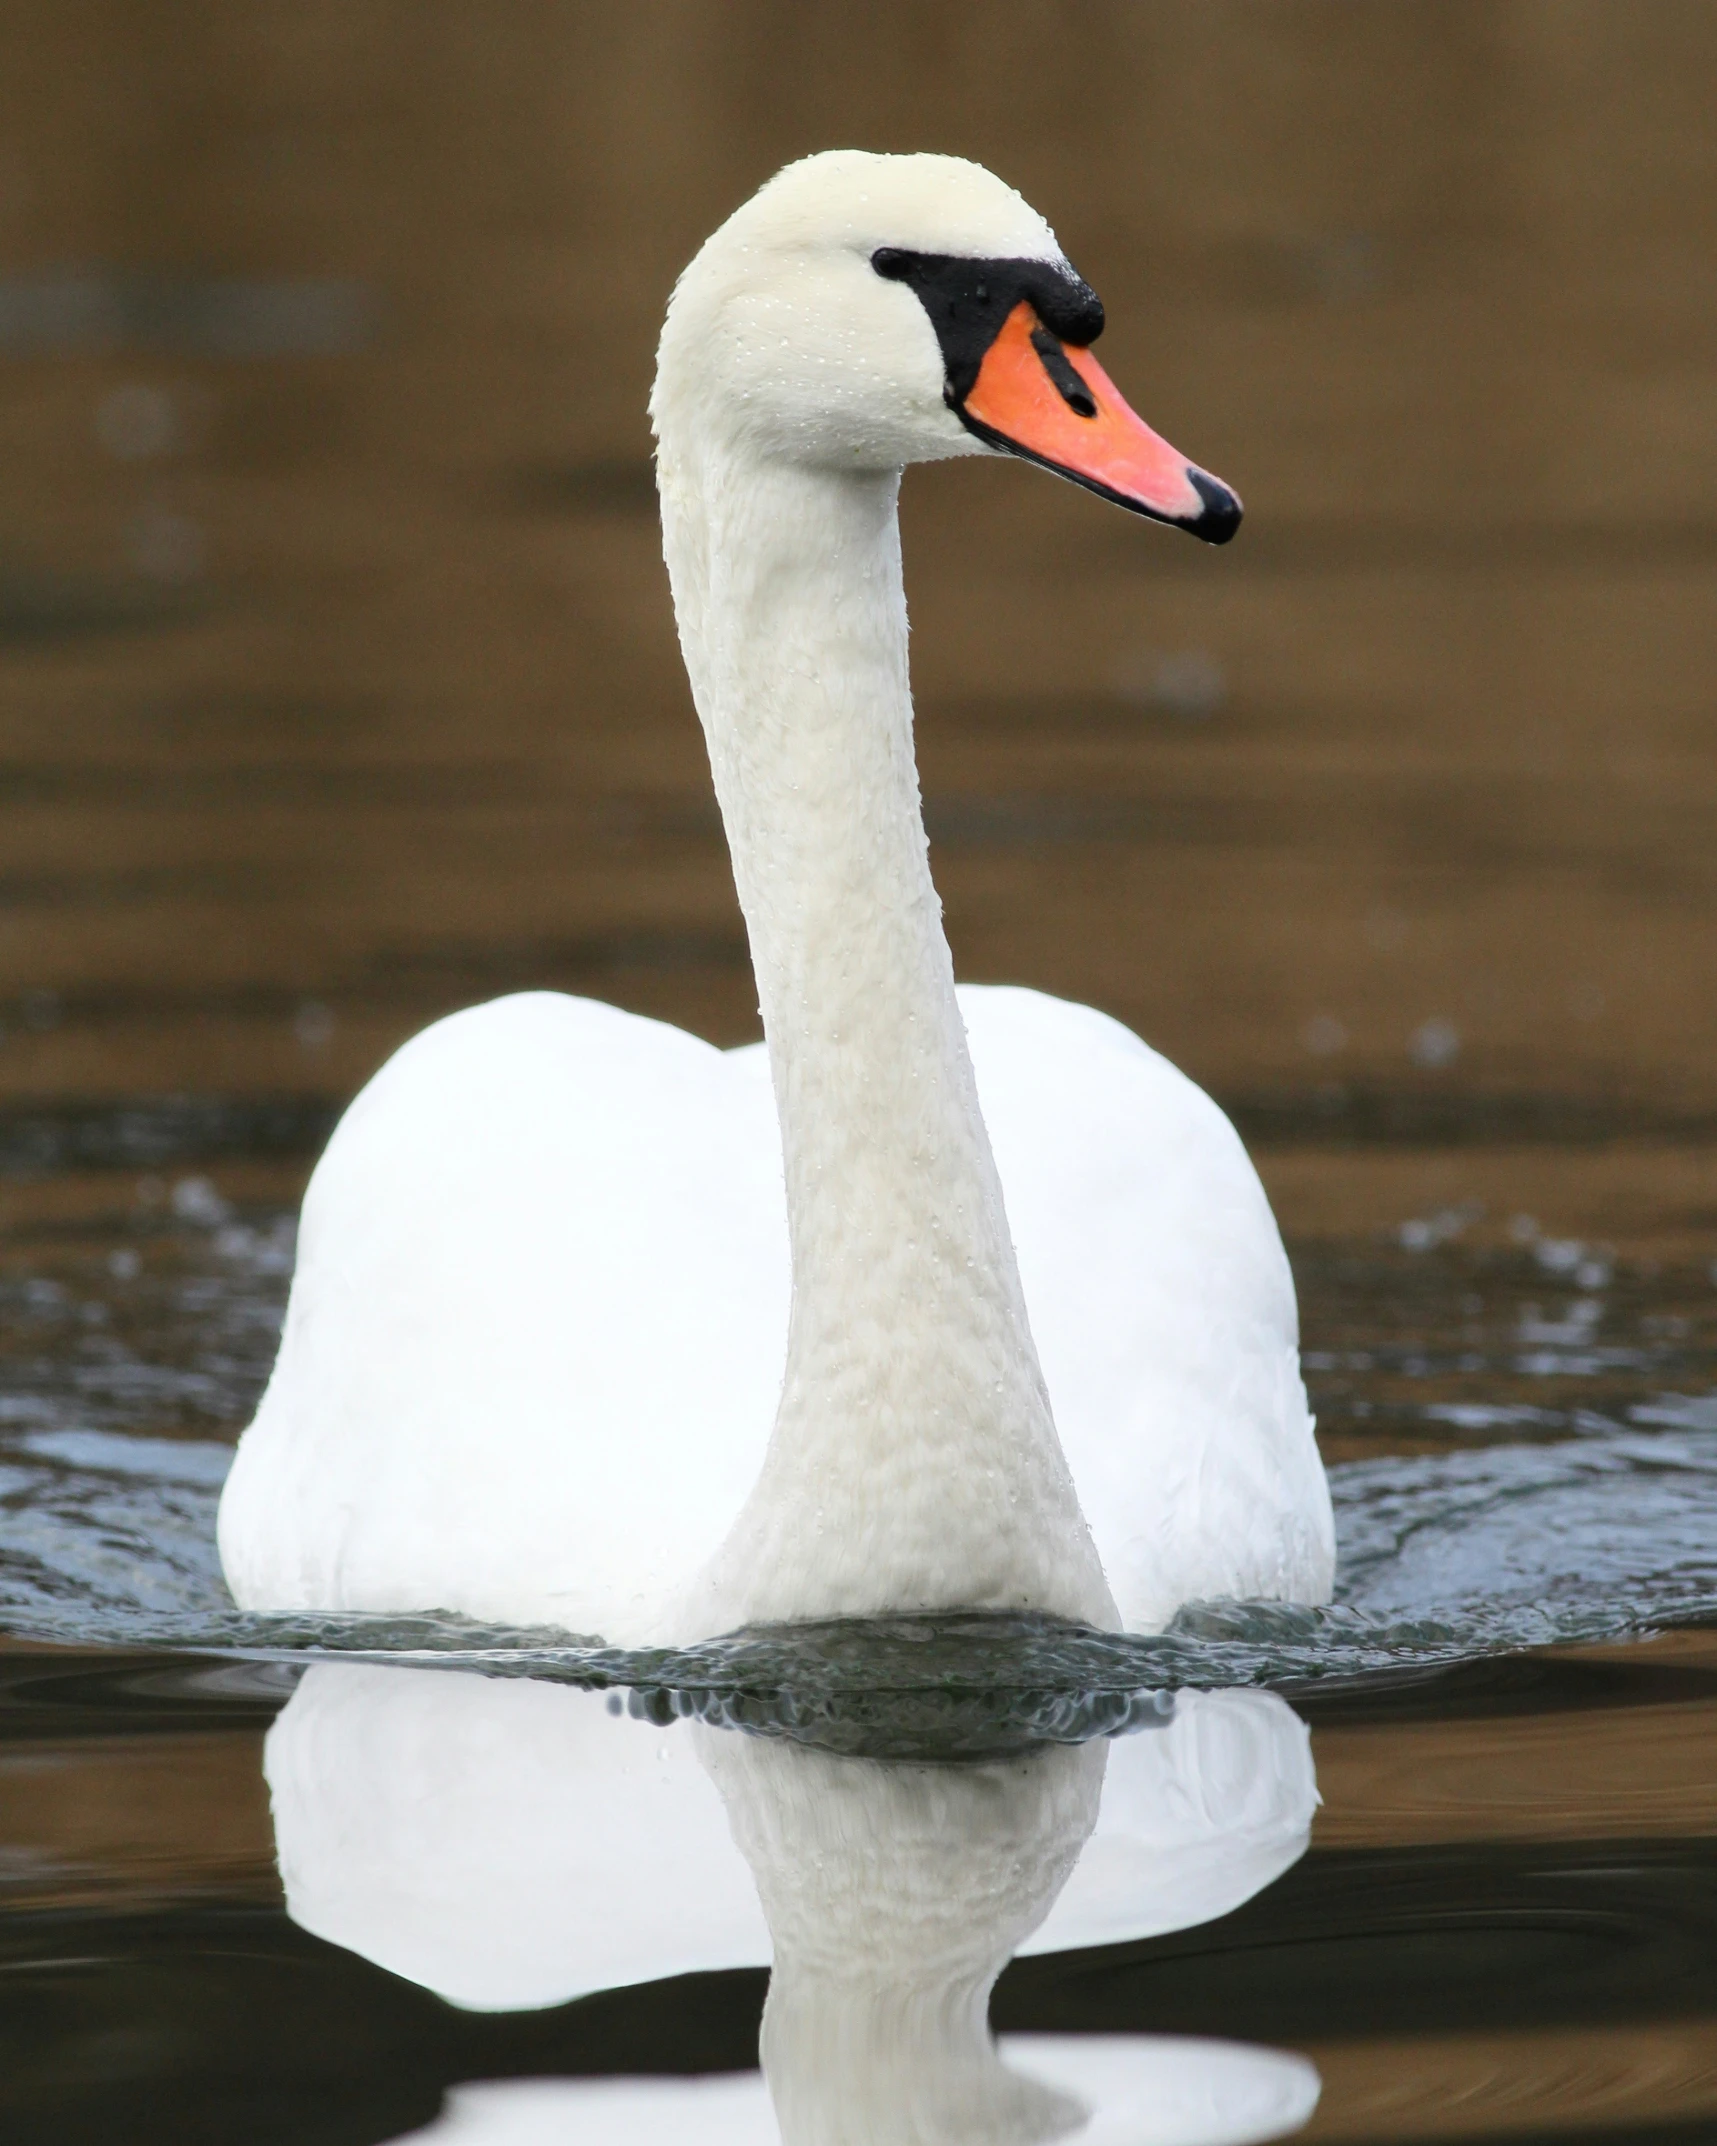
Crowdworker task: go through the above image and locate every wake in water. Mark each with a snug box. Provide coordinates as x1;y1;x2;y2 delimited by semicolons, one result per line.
1;1186;1714;1703
3;1415;1715;1704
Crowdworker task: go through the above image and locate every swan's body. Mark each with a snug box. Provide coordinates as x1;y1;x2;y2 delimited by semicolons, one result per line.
221;987;1326;1638
219;150;1334;1642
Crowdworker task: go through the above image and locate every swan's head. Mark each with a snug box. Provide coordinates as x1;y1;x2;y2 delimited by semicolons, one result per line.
654;149;1240;543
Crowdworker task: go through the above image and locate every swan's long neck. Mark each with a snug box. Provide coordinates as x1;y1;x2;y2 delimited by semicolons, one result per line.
658;434;1113;1632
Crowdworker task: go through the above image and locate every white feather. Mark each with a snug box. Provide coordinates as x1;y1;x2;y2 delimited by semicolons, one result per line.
219;150;1332;1641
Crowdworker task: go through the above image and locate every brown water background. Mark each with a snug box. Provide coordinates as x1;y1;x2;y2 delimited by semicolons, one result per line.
0;2;1713;1265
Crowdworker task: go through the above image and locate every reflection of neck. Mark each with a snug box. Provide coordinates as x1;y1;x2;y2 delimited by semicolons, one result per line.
657;428;1113;1635
694;1723;1105;2144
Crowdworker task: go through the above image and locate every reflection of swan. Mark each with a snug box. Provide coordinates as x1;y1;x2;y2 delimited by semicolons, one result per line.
266;1666;1316;2013
704;1725;1106;2142
267;1663;1320;2142
696;1724;1317;2146
1025;1683;1318;1955
395;2045;1318;2146
265;1664;768;2012
219;148;1333;1646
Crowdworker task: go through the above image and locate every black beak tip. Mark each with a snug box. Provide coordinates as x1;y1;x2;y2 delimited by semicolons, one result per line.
1184;468;1243;546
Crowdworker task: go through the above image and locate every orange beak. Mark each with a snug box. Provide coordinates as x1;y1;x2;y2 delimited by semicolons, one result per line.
959;301;1242;544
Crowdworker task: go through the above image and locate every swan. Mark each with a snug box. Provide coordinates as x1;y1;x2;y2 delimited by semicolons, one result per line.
218;149;1334;1644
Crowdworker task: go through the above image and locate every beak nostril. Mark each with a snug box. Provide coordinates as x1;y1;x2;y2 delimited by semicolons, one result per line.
1029;323;1098;418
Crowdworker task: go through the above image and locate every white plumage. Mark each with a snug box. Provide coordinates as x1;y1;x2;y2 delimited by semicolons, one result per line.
220;985;1329;1639
219;149;1333;1642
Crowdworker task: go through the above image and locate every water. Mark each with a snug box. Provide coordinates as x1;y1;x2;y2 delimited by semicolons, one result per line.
8;1416;1717;1701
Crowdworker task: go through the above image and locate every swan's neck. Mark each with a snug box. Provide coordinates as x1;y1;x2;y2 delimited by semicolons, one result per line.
658;439;1112;1631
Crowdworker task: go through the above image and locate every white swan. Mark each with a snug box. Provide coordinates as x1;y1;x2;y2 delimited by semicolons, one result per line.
219;150;1334;1644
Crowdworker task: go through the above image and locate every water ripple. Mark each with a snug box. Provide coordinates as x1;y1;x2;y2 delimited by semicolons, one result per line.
1;1417;1713;1708
1;1208;1713;1711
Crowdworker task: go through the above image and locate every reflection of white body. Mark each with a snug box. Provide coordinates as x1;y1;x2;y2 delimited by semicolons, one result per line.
391;2042;1318;2146
266;1663;769;2011
219;148;1333;1647
1026;1681;1318;1955
267;1665;1316;2012
267;1662;1320;2144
